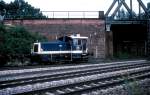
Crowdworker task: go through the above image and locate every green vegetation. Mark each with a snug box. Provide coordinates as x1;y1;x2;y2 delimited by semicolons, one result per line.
114;52;130;59
0;24;47;66
0;0;47;19
116;3;150;20
123;75;150;95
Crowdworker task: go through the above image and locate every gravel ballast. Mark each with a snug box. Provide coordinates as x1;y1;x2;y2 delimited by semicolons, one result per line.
0;66;149;95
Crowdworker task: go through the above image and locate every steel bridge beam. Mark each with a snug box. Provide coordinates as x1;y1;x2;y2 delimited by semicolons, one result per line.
105;0;149;19
122;0;136;18
130;0;132;18
111;0;123;19
105;0;118;17
137;0;150;18
111;0;137;19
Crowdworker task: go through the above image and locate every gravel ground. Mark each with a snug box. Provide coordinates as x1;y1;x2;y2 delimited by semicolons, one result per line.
0;66;149;95
0;60;147;76
0;60;147;82
85;79;150;95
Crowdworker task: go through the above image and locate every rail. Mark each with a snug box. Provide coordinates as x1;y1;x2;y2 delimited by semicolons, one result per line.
0;60;149;95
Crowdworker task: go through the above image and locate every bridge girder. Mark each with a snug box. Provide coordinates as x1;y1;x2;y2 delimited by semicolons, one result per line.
105;0;150;20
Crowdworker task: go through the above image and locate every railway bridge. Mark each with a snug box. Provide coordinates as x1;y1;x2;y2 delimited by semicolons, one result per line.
2;0;150;59
105;0;150;58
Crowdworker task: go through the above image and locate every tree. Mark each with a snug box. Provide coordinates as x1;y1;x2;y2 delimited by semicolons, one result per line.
0;1;6;11
0;0;46;19
0;25;47;66
116;8;130;20
116;8;137;20
0;1;6;23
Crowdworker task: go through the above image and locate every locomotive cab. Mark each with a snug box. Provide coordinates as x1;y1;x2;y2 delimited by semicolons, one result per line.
69;34;88;60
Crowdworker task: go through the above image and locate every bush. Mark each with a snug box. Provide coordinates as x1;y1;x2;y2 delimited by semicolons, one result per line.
0;24;47;66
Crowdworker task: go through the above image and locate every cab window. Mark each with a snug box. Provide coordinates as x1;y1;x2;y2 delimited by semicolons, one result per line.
73;39;78;45
33;44;38;52
78;39;82;45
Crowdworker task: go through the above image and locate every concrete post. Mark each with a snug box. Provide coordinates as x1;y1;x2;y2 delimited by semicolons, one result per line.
105;22;113;58
105;30;113;58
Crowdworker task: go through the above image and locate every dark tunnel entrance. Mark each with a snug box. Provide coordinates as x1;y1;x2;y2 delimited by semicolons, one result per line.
111;24;147;58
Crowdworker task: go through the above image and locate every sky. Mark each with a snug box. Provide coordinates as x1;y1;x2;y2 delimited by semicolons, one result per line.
4;0;150;18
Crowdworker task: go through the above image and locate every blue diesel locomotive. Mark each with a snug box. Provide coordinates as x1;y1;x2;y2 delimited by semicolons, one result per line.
31;34;88;63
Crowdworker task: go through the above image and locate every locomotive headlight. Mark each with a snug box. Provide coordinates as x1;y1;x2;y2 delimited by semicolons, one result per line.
59;44;63;51
59;45;63;48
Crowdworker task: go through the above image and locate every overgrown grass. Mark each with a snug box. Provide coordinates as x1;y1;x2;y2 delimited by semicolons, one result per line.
123;74;150;95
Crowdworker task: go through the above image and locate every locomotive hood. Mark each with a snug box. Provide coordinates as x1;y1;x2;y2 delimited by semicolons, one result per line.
40;40;69;51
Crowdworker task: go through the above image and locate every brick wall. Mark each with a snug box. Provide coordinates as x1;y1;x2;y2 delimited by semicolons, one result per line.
4;19;106;58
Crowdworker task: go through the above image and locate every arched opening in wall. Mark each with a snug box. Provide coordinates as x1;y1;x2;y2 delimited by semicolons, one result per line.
111;24;147;58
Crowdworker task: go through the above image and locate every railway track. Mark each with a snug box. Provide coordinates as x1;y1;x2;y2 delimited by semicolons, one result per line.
0;60;147;82
0;60;146;76
0;60;149;95
32;67;150;95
